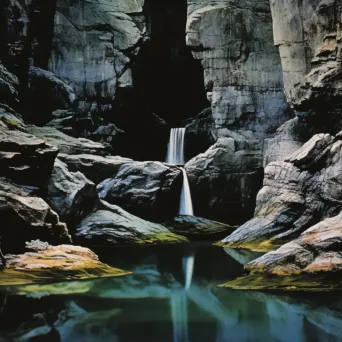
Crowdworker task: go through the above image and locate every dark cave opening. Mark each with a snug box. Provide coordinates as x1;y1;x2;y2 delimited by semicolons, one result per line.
136;0;209;125
112;0;209;161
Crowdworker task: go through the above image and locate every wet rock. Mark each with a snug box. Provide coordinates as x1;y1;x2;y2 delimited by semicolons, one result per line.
0;126;58;186
47;159;99;225
221;132;342;251
185;138;263;224
0;240;128;286
58;154;132;185
165;215;234;240
26;126;110;156
0;186;71;254
223;213;342;291
98;161;183;221
76;201;187;246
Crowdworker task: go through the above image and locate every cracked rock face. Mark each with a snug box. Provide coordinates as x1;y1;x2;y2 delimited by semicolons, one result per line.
49;0;147;112
222;132;342;250
270;0;342;121
186;0;291;140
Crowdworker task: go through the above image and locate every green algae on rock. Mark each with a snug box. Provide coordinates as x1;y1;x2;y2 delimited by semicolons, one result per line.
0;240;129;286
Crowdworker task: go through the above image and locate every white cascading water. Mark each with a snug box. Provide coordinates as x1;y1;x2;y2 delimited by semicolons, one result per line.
166;128;185;165
166;128;194;216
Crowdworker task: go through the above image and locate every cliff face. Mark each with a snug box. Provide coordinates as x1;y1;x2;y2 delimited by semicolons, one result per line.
186;0;292;140
50;0;147;114
271;0;342;122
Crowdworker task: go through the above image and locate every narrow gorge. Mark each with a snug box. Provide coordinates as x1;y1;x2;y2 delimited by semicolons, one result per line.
0;0;341;340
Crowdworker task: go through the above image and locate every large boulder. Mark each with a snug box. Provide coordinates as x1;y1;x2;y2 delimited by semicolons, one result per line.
76;201;187;246
58;153;132;185
270;0;342;125
0;181;71;254
97;161;183;221
0;126;58;186
222;213;342;291
185;138;263;224
1;240;128;286
26;126;110;156
47;159;99;226
221;132;342;251
186;0;291;140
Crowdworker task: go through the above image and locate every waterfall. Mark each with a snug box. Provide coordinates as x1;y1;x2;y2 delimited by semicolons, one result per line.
166;128;185;165
166;128;194;216
179;169;194;216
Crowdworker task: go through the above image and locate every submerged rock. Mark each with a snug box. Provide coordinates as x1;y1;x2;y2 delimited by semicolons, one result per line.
98;161;183;221
165;215;234;240
222;213;342;291
0;240;128;286
221;132;342;251
76;201;188;246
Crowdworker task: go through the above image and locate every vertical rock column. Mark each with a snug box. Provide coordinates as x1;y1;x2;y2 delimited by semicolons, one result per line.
186;0;291;140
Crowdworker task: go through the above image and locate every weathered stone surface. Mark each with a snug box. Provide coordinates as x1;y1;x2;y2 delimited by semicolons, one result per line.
186;0;291;140
0;62;19;110
49;0;147;113
223;213;342;291
0;240;128;286
0;126;58;186
76;201;187;246
166;215;234;240
28;67;76;124
185;138;263;224
58;153;132;185
184;107;215;160
270;0;342;121
221;132;342;251
27;126;110;156
98;161;183;221
47;159;99;225
0;185;71;254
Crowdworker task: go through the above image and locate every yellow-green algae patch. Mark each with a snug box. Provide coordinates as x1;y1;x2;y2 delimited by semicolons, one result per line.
136;232;189;245
220;274;342;292
0;243;130;286
215;239;282;253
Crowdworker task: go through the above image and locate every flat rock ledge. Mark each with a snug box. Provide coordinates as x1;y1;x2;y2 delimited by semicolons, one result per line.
0;241;129;286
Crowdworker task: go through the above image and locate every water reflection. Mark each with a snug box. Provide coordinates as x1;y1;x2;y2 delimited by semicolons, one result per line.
0;243;341;342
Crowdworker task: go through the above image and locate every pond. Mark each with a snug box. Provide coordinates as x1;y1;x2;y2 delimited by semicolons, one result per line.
0;243;341;342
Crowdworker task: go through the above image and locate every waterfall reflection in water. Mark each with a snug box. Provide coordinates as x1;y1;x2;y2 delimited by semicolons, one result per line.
0;244;342;342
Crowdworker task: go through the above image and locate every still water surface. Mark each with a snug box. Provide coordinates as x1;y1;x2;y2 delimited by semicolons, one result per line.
0;243;341;342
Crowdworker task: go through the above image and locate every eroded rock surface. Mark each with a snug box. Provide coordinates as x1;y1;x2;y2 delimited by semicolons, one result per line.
186;137;263;224
222;132;342;251
223;214;342;291
0;181;71;254
270;0;342;122
98;161;183;221
1;240;127;286
76;201;187;246
186;0;291;140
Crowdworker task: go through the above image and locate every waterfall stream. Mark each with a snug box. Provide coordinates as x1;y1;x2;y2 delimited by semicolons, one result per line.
166;128;194;216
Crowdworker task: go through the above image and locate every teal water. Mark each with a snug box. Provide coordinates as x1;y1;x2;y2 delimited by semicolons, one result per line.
0;243;341;342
